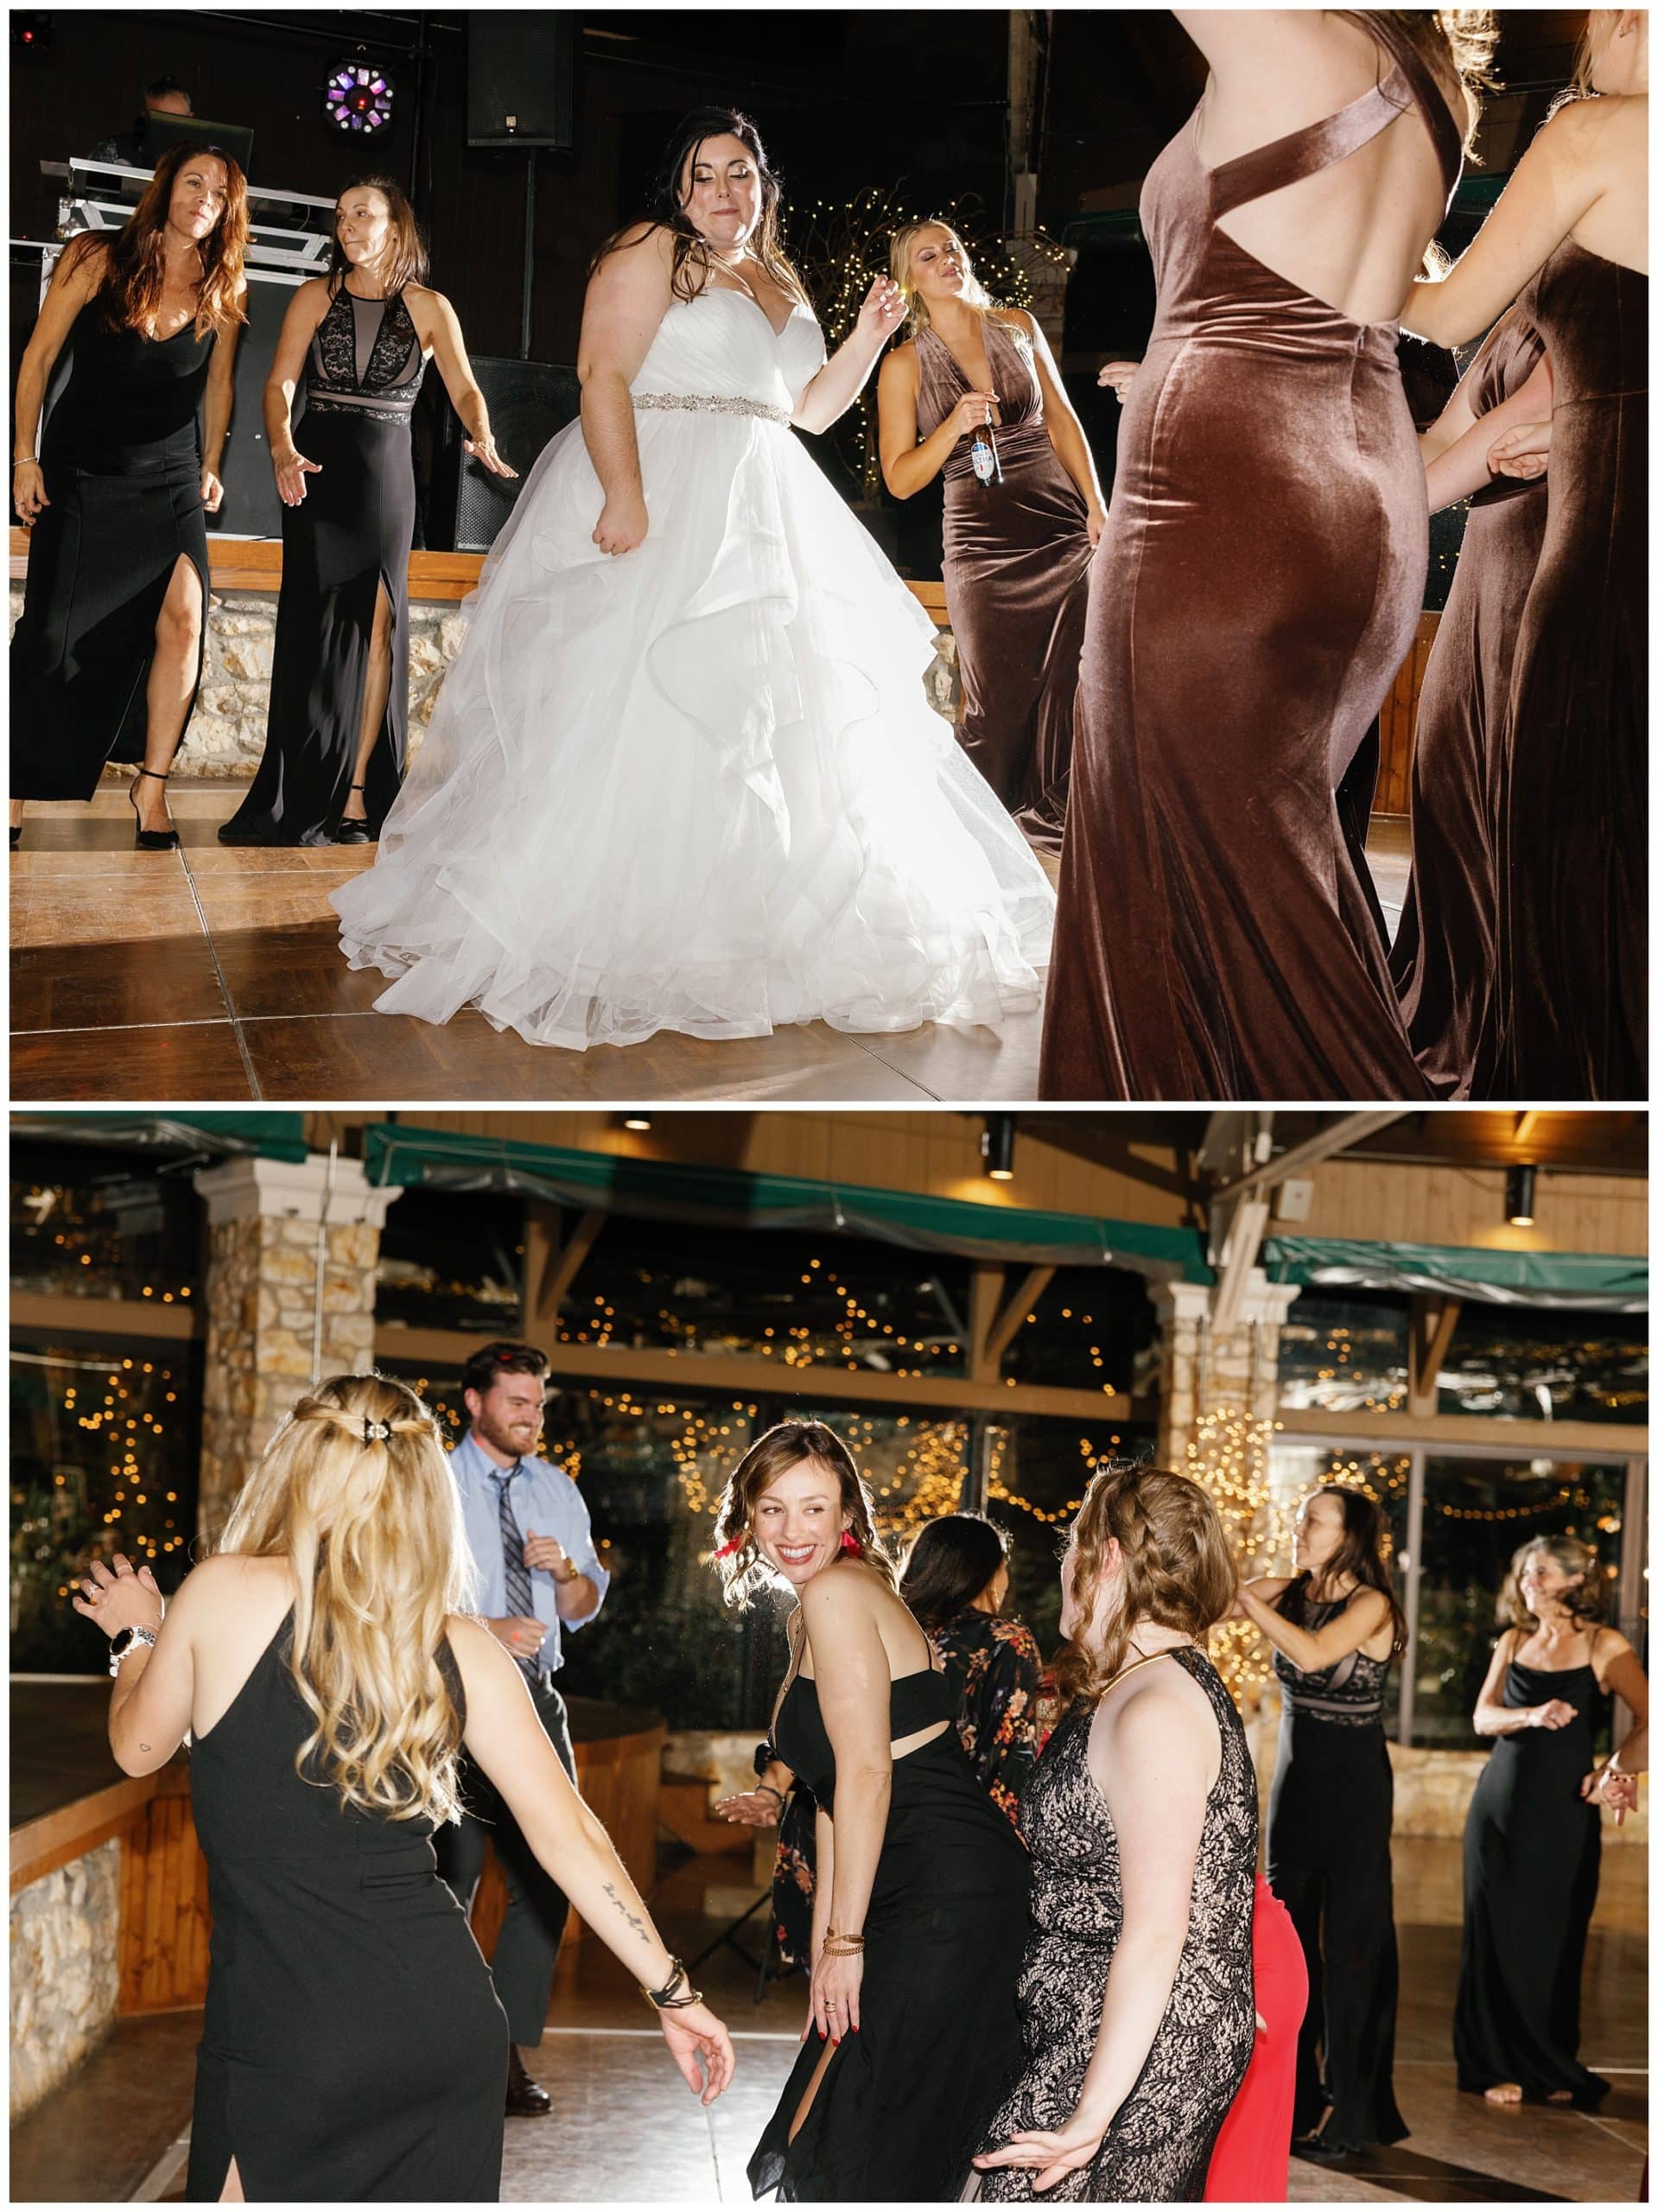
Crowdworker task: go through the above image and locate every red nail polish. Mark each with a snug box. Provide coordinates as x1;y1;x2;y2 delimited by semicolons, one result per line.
832;2037;840;2047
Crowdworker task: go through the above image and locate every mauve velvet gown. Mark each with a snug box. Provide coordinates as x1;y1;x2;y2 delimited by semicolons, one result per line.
1389;313;1547;1095
1039;24;1462;1101
913;319;1093;853
1473;244;1647;1100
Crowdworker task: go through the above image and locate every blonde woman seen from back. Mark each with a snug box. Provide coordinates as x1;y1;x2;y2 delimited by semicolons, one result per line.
71;1373;733;2204
877;221;1101;856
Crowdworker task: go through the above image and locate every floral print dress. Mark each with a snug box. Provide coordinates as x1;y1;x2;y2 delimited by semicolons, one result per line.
931;1608;1044;1826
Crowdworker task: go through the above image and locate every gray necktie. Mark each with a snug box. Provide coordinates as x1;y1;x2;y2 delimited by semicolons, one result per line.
494;1464;540;1683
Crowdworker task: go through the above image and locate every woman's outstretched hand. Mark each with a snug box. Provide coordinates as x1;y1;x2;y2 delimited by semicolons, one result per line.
809;1945;862;2044
1486;417;1551;480
974;2115;1107;2193
713;1788;781;1827
464;432;518;480
1096;360;1140;404
656;1998;736;2106
854;276;906;346
71;1553;165;1639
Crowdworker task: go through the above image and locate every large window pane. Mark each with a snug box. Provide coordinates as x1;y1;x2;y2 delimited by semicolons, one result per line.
1277;1293;1409;1416
10;1333;202;1672
1414;1454;1629;1751
10;1144;203;1309
375;1188;527;1336
1438;1306;1648;1426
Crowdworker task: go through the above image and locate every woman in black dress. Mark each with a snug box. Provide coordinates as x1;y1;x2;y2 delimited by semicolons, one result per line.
221;177;513;848
70;1372;733;2202
711;1421;1028;2202
1236;1484;1407;2161
11;143;247;849
877;221;1101;855
899;1510;1042;1824
975;1464;1256;2201
1455;1535;1648;2108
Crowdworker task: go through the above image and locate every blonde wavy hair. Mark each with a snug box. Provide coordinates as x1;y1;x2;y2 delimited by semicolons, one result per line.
1051;1462;1238;1710
711;1419;897;1610
217;1372;475;1824
887;219;1000;340
1497;1534;1608;1631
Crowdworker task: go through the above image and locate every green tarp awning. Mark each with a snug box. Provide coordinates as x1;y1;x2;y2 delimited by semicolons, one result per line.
361;1123;1210;1284
1263;1237;1648;1312
10;1113;309;1162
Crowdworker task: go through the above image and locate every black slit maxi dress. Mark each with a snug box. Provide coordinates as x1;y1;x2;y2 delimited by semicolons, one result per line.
748;1663;1029;2202
220;287;425;846
10;302;213;801
184;1608;507;2202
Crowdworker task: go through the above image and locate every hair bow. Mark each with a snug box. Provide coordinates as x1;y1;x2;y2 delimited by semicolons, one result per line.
363;1415;393;1446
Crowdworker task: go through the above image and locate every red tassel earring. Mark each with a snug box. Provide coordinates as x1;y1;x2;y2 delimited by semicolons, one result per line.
839;1529;863;1556
713;1534;746;1560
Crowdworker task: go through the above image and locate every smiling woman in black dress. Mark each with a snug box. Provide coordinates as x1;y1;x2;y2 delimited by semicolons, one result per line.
221;177;514;848
69;1372;734;2202
10;143;247;849
712;1421;1028;2202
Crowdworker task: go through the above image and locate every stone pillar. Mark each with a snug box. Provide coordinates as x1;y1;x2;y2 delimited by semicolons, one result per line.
10;1842;120;2120
193;1155;402;1540
1151;1272;1300;1471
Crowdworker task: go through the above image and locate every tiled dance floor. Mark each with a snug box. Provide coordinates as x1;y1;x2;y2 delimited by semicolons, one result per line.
10;788;1413;1105
10;1836;1644;2203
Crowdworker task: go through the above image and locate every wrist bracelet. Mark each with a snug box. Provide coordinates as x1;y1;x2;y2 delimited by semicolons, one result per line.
754;1782;785;1808
640;1955;702;2011
823;1926;865;1955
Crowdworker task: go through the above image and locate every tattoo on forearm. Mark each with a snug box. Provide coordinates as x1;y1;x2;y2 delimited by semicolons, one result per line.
602;1881;647;1936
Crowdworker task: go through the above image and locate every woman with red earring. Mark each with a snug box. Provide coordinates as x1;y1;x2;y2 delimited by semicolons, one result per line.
711;1421;1028;2202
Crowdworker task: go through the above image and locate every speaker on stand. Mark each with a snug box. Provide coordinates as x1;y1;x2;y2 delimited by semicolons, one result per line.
467;15;576;360
429;356;581;554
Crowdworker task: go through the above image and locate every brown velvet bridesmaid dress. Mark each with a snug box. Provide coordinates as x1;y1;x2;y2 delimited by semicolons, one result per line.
1473;244;1647;1100
1039;22;1461;1101
1390;313;1548;1095
913;318;1093;854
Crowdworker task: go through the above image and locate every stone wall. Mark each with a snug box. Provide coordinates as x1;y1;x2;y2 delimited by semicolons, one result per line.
9;584;961;782
10;1842;120;2122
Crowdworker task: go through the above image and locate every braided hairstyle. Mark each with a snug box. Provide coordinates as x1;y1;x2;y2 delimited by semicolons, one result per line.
710;1419;895;1610
216;1373;475;1822
1051;1460;1237;1708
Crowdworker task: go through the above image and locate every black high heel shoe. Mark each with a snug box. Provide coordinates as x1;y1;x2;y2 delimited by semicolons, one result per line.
333;783;373;846
130;766;181;852
10;824;20;851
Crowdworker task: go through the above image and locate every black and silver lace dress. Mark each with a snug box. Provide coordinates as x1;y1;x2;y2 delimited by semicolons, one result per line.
978;1645;1257;2202
222;285;427;845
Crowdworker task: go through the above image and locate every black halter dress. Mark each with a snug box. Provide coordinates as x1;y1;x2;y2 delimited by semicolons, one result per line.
748;1660;1029;2202
221;286;425;845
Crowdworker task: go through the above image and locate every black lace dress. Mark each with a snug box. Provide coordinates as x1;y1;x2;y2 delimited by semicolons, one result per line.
221;286;426;844
749;1663;1030;2202
978;1646;1258;2202
1267;1594;1407;2147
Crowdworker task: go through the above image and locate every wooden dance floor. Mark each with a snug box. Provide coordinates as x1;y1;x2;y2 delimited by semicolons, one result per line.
10;788;1417;1105
9;1836;1645;2203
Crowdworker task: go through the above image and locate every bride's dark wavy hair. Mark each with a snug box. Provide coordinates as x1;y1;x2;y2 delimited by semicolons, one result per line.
591;105;809;308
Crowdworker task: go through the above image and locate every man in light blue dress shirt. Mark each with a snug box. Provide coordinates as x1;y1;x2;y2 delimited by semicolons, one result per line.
436;1340;610;2119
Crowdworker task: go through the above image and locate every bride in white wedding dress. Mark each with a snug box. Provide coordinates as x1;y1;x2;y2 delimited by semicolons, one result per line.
333;107;1056;1052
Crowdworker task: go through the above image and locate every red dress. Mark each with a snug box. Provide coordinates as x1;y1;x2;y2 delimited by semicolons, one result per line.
1204;1876;1309;2202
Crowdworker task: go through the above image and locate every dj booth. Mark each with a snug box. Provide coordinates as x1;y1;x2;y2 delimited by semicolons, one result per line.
18;140;580;552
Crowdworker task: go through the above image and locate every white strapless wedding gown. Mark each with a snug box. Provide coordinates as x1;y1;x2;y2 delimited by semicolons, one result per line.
332;288;1056;1050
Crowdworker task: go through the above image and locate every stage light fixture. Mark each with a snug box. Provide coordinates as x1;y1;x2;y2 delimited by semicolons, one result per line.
981;1114;1016;1182
1505;1164;1536;1228
619;1115;652;1134
325;56;395;136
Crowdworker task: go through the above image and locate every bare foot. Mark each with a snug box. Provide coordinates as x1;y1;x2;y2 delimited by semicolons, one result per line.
1544;2089;1573;2105
1484;2082;1524;2105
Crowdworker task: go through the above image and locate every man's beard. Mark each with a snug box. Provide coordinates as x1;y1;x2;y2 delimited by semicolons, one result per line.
475;1409;541;1460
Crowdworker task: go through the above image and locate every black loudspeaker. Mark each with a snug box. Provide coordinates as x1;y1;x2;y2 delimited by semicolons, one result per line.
210;270;296;539
467;16;575;149
431;356;581;553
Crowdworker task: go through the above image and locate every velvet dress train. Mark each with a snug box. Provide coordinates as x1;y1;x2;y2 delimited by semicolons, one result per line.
748;1665;1029;2202
221;288;424;845
333;287;1055;1050
979;1649;1258;2202
1389;312;1547;1093
184;1610;507;2202
10;302;213;799
1473;243;1647;1099
1039;22;1462;1100
1452;1649;1610;2107
913;318;1092;853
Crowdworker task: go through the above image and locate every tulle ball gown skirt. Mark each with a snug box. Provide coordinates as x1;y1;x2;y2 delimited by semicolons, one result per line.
332;406;1055;1052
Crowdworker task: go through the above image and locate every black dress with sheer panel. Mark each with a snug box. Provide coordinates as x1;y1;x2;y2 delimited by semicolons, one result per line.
748;1661;1030;2202
221;287;426;845
11;300;213;800
1453;1645;1610;2107
1267;1593;1407;2148
184;1608;507;2202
